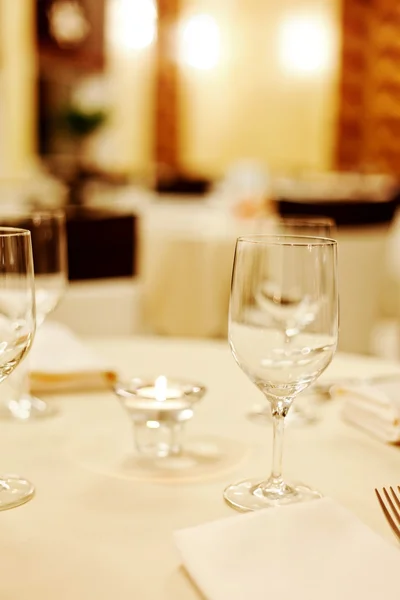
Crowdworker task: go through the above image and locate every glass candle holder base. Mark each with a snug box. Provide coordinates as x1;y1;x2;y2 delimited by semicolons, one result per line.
0;475;35;510
1;394;57;421
133;421;186;458
223;478;322;512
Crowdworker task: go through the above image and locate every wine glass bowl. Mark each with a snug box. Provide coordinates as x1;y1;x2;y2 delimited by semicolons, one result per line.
0;229;36;379
247;216;336;425
29;211;68;327
0;211;68;419
224;234;338;511
0;227;36;509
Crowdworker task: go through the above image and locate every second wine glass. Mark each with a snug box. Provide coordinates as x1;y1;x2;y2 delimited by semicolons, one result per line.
0;227;36;508
224;235;338;511
0;210;68;420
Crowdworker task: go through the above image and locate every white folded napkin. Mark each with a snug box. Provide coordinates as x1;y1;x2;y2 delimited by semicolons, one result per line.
333;378;400;443
29;321;116;393
174;497;400;600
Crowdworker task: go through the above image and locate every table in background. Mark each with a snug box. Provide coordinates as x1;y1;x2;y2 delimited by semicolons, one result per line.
1;336;400;599
138;200;391;354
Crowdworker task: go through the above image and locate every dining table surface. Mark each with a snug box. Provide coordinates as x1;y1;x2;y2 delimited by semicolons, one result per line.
1;334;400;599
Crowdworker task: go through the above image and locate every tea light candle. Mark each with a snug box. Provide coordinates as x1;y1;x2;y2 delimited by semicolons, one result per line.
120;375;193;414
114;375;206;457
115;375;205;418
138;375;183;401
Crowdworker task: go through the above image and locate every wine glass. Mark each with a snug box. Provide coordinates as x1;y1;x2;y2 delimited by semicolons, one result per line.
0;211;68;420
224;235;338;511
248;216;335;425
0;227;36;508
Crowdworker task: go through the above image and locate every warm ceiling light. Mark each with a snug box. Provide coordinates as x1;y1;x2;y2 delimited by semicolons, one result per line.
179;14;220;70
278;13;333;75
48;0;90;48
108;0;157;52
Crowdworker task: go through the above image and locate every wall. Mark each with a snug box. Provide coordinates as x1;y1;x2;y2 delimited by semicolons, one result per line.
0;0;341;180
178;0;341;178
92;0;157;175
0;0;37;178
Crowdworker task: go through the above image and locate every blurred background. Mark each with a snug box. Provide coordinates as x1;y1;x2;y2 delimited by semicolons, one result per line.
2;0;400;357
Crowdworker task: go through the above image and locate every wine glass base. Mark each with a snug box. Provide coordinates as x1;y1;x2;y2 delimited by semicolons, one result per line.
0;476;35;510
0;394;58;421
223;478;322;512
247;403;318;426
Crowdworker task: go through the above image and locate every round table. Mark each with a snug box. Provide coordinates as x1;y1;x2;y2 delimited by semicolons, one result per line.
1;336;400;599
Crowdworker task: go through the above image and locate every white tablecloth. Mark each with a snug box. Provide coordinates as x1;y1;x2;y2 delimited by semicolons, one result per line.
1;336;400;599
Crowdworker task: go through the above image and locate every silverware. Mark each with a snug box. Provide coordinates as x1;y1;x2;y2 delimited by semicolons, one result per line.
375;486;400;542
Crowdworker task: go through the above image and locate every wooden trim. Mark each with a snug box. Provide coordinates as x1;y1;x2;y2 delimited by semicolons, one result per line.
154;0;180;170
336;0;400;173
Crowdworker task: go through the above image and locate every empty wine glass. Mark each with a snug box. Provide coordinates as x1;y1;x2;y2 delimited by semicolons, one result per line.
224;235;338;511
248;216;335;425
0;211;68;420
0;227;36;508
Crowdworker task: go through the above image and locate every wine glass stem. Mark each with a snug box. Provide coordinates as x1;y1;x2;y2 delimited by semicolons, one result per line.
270;406;285;484
170;423;183;455
11;358;30;398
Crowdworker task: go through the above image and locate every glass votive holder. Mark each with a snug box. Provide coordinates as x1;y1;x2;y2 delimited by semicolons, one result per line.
114;375;206;458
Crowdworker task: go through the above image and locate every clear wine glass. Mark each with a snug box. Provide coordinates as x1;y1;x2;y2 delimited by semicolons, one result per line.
0;211;68;420
0;227;36;508
248;216;335;425
224;234;338;511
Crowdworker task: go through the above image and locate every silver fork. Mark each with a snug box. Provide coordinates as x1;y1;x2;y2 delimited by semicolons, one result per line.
375;486;400;542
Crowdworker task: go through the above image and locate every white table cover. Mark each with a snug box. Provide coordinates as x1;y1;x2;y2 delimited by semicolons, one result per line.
0;336;399;599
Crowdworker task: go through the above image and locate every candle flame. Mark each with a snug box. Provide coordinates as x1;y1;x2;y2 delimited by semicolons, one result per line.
155;375;167;402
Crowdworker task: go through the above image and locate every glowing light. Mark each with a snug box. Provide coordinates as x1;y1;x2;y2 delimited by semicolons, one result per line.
108;0;157;52
278;13;333;75
154;375;168;402
179;14;220;70
48;0;90;48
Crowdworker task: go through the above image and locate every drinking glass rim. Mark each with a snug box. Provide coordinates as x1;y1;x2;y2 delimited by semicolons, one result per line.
0;209;65;222
271;215;336;227
0;227;31;237
237;234;337;246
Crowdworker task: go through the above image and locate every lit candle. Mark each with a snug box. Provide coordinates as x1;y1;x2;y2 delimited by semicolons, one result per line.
122;376;189;413
115;376;205;418
138;375;183;401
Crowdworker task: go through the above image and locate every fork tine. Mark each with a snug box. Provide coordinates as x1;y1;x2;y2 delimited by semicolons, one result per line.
390;487;400;517
375;488;400;542
383;488;400;527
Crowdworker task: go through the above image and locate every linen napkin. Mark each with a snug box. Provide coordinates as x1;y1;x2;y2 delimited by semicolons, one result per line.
174;497;400;600
29;321;116;393
333;378;400;443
